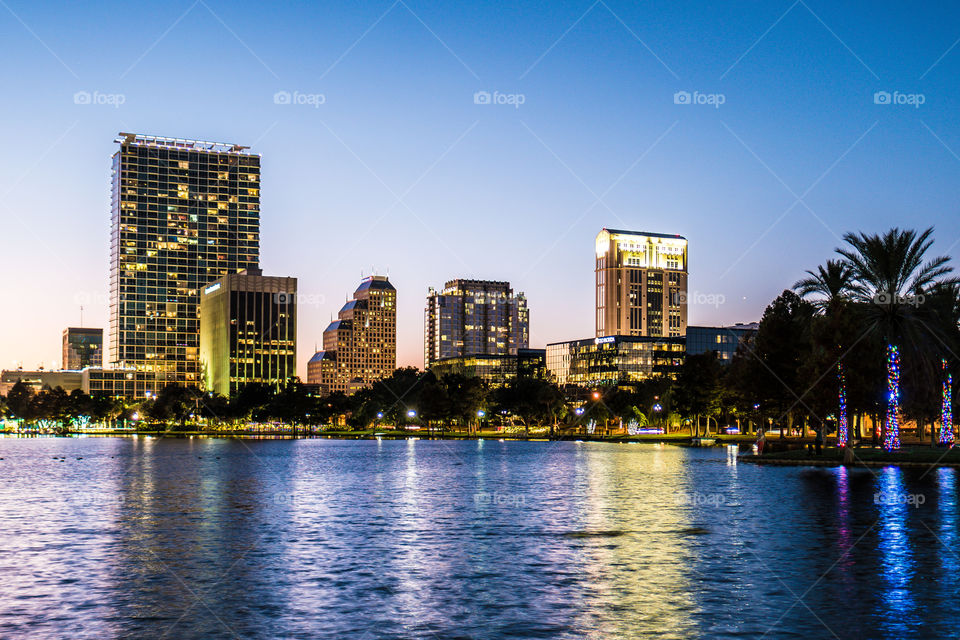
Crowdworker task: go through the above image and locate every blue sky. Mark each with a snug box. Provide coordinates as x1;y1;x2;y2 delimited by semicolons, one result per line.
2;0;960;372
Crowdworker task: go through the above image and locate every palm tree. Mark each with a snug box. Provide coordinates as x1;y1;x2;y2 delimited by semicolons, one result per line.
794;260;857;446
837;227;955;450
915;282;960;444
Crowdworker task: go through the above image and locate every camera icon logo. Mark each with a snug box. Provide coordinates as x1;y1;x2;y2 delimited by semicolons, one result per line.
473;90;491;105
673;90;691;105
874;91;891;105
73;91;91;105
273;91;292;105
274;292;293;304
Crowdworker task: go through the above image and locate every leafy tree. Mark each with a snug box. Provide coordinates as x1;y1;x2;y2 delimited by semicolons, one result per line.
674;352;723;435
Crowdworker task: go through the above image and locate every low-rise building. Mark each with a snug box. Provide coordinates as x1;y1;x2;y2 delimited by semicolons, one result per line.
429;348;546;387
546;335;684;386
0;370;82;395
686;323;759;363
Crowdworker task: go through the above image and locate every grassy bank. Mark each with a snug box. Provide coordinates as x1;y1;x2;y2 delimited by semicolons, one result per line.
744;445;960;467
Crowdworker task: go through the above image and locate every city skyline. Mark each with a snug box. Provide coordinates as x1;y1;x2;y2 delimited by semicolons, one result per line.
3;1;960;376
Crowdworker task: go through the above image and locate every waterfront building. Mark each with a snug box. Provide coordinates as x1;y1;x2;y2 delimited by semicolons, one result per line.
595;228;688;339
546;335;685;387
429;348;546;387
424;279;529;367
62;328;103;370
81;368;158;399
199;268;297;396
0;370;82;396
686;323;759;363
108;133;261;398
307;276;396;394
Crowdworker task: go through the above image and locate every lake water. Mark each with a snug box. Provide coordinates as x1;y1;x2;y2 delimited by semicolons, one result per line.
0;437;957;639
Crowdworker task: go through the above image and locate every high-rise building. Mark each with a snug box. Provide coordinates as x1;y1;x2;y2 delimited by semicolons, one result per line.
199;268;297;397
595;228;687;339
109;133;260;397
308;276;396;394
424;279;529;367
62;328;103;370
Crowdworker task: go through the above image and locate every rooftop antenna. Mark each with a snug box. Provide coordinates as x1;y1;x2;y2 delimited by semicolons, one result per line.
80;305;84;327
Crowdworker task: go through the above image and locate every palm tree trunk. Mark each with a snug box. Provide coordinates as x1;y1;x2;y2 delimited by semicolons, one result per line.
837;360;849;447
885;343;902;450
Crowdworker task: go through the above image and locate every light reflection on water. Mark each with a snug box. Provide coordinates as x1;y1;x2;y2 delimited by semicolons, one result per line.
0;438;958;638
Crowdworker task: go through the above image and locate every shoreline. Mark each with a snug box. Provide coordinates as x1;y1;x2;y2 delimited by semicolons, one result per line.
0;430;757;446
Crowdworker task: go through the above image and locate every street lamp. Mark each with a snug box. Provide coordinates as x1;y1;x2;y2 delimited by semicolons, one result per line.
376;412;384;419
407;410;417;418
575;407;585;416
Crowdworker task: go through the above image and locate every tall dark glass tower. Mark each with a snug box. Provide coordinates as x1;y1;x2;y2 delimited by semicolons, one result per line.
109;133;260;396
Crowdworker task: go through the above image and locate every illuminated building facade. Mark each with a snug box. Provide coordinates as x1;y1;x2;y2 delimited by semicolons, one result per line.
429;348;546;387
546;335;685;386
595;228;687;339
62;328;103;370
308;276;396;394
424;279;529;367
686;323;759;363
109;133;260;398
199;268;297;396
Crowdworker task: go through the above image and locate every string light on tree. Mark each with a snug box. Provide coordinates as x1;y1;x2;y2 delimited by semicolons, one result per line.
940;358;953;446
837;361;848;447
884;344;901;451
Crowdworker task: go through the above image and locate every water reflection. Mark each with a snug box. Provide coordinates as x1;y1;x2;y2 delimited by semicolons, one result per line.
2;439;960;638
875;467;917;636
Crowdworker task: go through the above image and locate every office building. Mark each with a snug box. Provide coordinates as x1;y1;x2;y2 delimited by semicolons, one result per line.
424;279;529;366
595;228;687;339
109;133;260;398
546;335;685;387
308;275;396;394
62;328;103;370
686;323;759;363
199;268;297;396
429;348;546;387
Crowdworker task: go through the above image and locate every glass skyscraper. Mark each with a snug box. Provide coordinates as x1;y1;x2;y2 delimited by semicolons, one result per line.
109;133;260;396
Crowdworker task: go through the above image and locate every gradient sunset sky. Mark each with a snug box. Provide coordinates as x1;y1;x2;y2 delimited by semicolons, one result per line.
2;1;959;374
